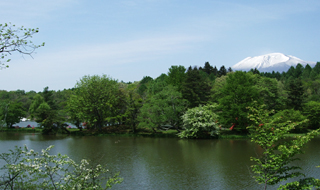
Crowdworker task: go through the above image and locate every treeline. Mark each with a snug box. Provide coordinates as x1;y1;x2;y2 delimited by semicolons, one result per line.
1;62;320;137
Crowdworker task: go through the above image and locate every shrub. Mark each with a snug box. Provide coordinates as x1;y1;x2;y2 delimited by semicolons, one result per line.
179;104;219;138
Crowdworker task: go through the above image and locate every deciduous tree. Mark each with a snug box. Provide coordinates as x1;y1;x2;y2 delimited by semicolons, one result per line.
218;71;260;132
0;23;44;68
70;75;121;130
0;101;25;128
138;85;188;132
247;104;320;190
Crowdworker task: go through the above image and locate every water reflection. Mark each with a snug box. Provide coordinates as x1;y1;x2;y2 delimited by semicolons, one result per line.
0;132;319;190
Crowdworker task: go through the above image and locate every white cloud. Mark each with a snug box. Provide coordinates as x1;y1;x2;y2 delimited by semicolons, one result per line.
0;34;203;91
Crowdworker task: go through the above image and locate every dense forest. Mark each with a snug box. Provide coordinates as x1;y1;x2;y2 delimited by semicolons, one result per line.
1;62;320;137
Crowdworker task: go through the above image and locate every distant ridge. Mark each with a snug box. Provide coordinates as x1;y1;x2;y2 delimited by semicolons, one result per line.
232;53;316;73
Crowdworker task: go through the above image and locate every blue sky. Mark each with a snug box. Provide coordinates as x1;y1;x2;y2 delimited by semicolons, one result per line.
1;0;320;92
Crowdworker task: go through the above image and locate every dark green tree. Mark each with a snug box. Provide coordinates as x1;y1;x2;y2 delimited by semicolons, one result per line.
218;65;227;77
310;62;320;80
286;66;296;79
203;62;214;75
302;64;312;80
181;66;211;108
29;88;64;134
286;78;304;110
293;63;304;78
218;71;260;132
303;101;320;129
137;76;153;96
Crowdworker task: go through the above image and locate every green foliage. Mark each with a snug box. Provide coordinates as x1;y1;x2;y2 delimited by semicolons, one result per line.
166;65;186;91
68;75;124;130
29;87;64;134
147;74;168;95
123;83;143;133
137;76;153;96
66;94;83;130
181;66;211;108
0;101;25;127
218;65;227;77
255;76;286;111
303;101;320;129
210;74;228;103
179;104;219;138
29;94;46;121
0;145;122;189
218;71;260;132
302;64;312;80
138;85;188;132
278;177;320;190
0;23;44;68
286;78;304;110
272;109;307;133
247;104;320;190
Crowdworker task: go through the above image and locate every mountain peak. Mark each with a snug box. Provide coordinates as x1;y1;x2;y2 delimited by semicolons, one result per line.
232;53;315;72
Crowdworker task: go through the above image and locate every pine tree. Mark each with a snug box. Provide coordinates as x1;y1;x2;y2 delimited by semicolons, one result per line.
181;67;211;108
286;78;304;110
218;65;227;77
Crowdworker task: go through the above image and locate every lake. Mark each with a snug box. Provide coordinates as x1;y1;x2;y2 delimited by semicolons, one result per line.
0;132;319;190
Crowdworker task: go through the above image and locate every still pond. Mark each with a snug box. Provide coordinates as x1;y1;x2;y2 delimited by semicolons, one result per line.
0;132;319;190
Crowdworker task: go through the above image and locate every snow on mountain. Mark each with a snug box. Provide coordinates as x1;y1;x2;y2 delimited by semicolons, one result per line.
232;53;316;72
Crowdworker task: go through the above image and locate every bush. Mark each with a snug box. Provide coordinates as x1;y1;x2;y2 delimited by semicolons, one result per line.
179;104;219;138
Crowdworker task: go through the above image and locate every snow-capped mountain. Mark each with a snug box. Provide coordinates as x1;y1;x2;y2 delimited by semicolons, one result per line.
232;53;316;72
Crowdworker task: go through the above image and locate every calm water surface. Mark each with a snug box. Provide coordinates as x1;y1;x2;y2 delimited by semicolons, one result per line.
0;132;319;190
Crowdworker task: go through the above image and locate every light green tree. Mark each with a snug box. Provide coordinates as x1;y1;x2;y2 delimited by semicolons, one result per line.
138;85;188;132
69;75;122;130
0;101;25;128
247;104;320;190
0;23;44;68
166;65;186;91
66;94;84;131
179;104;219;138
123;83;143;133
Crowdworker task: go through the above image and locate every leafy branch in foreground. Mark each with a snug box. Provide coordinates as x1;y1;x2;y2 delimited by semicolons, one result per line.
0;22;45;68
247;104;320;190
0;145;122;189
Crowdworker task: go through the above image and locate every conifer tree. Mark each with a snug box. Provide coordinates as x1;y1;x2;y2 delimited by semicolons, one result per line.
181;66;211;108
286;78;304;110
